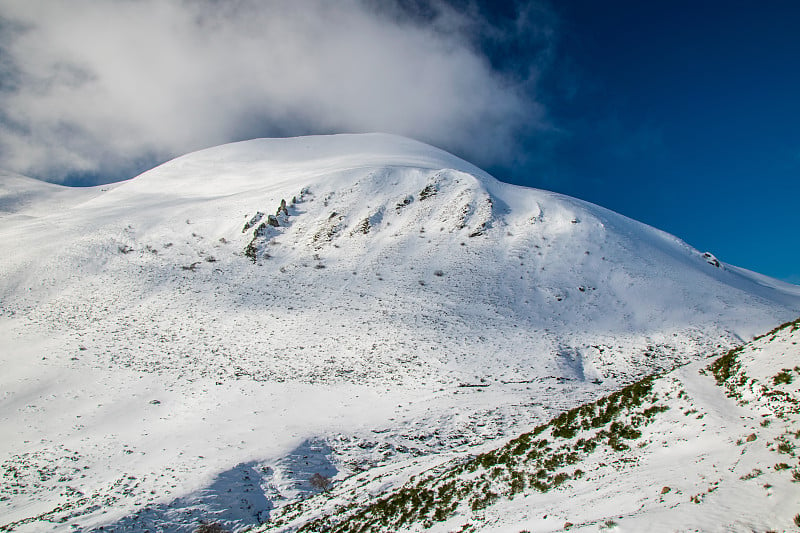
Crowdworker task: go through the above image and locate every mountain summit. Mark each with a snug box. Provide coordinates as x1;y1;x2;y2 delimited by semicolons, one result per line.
1;134;798;531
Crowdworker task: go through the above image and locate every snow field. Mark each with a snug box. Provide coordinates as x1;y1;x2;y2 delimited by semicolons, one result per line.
1;134;799;531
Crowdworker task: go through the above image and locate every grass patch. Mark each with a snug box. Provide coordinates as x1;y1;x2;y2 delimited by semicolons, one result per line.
773;369;794;386
289;375;667;532
707;346;743;386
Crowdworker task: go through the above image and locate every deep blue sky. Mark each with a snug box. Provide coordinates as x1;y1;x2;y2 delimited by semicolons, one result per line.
487;0;800;283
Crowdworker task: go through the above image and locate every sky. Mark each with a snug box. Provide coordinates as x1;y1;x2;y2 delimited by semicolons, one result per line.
0;0;797;283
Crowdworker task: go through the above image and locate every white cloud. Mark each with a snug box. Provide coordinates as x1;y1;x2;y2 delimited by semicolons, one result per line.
0;0;552;182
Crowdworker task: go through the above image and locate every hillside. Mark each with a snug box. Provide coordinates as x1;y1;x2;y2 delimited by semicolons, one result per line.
1;133;799;532
259;317;800;532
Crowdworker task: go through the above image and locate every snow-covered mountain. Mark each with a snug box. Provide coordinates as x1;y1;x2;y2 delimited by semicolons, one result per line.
1;133;798;532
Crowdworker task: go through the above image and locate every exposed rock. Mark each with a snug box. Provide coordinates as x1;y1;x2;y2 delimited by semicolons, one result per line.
469;224;486;237
354;218;370;235
277;199;288;217
243;212;264;233
419;184;437;201
703;252;721;268
396;195;413;211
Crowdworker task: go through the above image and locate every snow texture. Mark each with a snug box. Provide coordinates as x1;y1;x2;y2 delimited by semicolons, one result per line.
1;133;798;532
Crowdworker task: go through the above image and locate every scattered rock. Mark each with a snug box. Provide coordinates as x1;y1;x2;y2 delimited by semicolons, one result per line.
468;225;486;238
277;199;288;216
253;222;269;238
396;195;413;211
354;218;370;235
703;252;721;268
243;212;264;233
419;184;437;200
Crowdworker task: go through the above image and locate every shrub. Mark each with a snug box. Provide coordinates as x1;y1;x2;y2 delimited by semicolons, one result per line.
773;370;793;386
309;473;332;492
740;469;762;480
707;347;743;385
551;472;569;486
244;240;258;262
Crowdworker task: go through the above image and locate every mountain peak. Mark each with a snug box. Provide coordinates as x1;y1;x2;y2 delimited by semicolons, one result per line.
124;133;493;197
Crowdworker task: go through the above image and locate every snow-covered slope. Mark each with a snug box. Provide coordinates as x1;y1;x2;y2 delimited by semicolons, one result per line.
267;318;800;533
1;133;798;532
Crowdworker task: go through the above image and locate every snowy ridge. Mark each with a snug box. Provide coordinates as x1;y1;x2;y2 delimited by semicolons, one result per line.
1;134;799;532
0;170;109;217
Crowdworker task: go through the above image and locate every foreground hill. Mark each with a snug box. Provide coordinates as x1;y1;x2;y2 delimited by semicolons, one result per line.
0;134;798;531
259;317;800;532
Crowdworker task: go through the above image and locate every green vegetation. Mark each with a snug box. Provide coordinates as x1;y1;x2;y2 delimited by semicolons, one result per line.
776;440;793;454
263;317;800;532
244;240;258;262
707;346;744;387
705;317;800;493
754;317;800;341
284;375;667;533
739;468;762;480
773;369;794;386
707;317;800;418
